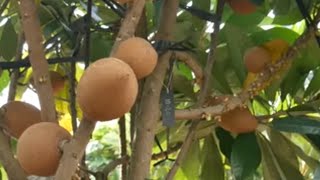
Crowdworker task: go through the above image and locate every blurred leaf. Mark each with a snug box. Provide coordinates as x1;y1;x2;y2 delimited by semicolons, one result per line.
272;0;291;15
200;134;224;180
90;32;113;62
305;68;320;97
257;133;283;180
227;11;267;28
181;139;201;179
272;117;320;134
272;0;304;25
305;134;320;151
59;113;73;133
231;133;261;180
0;19;18;60
173;74;196;100
250;27;299;45
215;127;235;160
314;165;320;180
0;71;10;94
268;129;304;179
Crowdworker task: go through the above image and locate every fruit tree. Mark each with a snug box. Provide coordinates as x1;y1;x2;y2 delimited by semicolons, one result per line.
1;0;320;180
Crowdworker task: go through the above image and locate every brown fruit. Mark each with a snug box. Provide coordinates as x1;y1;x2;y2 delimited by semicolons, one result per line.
30;71;66;95
244;46;271;73
76;57;138;121
113;37;158;79
1;101;41;138
227;0;257;15
17;122;71;176
218;107;258;133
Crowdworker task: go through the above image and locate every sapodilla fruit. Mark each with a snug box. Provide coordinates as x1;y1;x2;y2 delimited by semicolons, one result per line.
30;71;67;95
1;101;41;138
227;0;257;15
17;122;71;176
113;37;158;79
244;46;271;73
219;107;258;133
76;57;138;121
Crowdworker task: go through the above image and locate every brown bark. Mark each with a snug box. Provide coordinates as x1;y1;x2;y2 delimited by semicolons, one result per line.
0;109;27;180
119;117;127;180
18;0;57;123
128;0;180;179
55;0;147;179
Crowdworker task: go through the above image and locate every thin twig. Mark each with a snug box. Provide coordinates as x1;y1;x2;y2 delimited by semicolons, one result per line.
55;0;148;179
165;1;225;179
7;30;25;101
118;116;127;180
0;0;9;17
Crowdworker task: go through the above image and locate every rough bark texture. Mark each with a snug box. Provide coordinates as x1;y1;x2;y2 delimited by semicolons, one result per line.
18;0;56;123
0;110;27;180
128;0;180;179
119;117;127;180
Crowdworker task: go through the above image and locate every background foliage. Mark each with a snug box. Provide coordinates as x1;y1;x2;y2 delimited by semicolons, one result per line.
1;0;320;179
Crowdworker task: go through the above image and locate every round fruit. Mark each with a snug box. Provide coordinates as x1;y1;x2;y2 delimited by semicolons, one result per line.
30;71;66;95
244;46;271;73
76;57;138;121
218;107;258;133
113;37;158;79
227;0;257;15
1;101;41;138
17;122;71;176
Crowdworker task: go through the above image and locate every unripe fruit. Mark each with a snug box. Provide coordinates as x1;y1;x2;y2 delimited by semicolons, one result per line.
76;58;138;121
219;107;258;133
113;37;158;79
30;71;66;95
244;46;271;73
17;122;71;176
227;0;257;15
1;101;41;138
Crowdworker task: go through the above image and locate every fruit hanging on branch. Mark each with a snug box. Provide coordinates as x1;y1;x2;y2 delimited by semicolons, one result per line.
113;37;158;79
244;46;271;73
0;101;42;138
226;0;262;15
17;122;72;176
205;96;258;133
219;107;258;133
76;57;138;121
30;70;67;95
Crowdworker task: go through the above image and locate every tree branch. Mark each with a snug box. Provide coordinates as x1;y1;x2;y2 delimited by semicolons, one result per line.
165;1;226;179
18;0;56;123
128;0;180;179
0;109;27;180
7;30;25;101
118;116;127;180
0;0;9;17
174;51;204;86
55;0;147;179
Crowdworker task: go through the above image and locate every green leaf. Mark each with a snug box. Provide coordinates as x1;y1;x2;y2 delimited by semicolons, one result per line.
231;133;261;180
0;71;10;94
0;19;18;60
215;127;235;160
272;0;304;25
90;32;113;61
173;74;196;100
250;27;299;45
272;117;320;134
272;0;291;15
314;165;320;180
268;130;304;179
200;134;224;180
181;139;201;179
227;12;267;28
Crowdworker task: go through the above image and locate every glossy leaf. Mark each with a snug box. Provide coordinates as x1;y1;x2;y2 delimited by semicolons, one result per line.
272;117;320;134
215;127;235;161
231;133;261;180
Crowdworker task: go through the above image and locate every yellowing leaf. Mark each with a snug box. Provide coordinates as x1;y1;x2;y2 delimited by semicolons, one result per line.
262;39;290;63
59;113;73;133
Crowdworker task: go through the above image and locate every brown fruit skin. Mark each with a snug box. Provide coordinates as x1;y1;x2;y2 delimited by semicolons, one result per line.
116;0;132;4
17;122;71;176
113;37;158;79
1;101;41;138
76;58;138;121
244;46;271;73
30;71;66;95
219;107;258;133
227;0;257;15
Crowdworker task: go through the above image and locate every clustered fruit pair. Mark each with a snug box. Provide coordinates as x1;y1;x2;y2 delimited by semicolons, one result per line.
0;37;158;177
